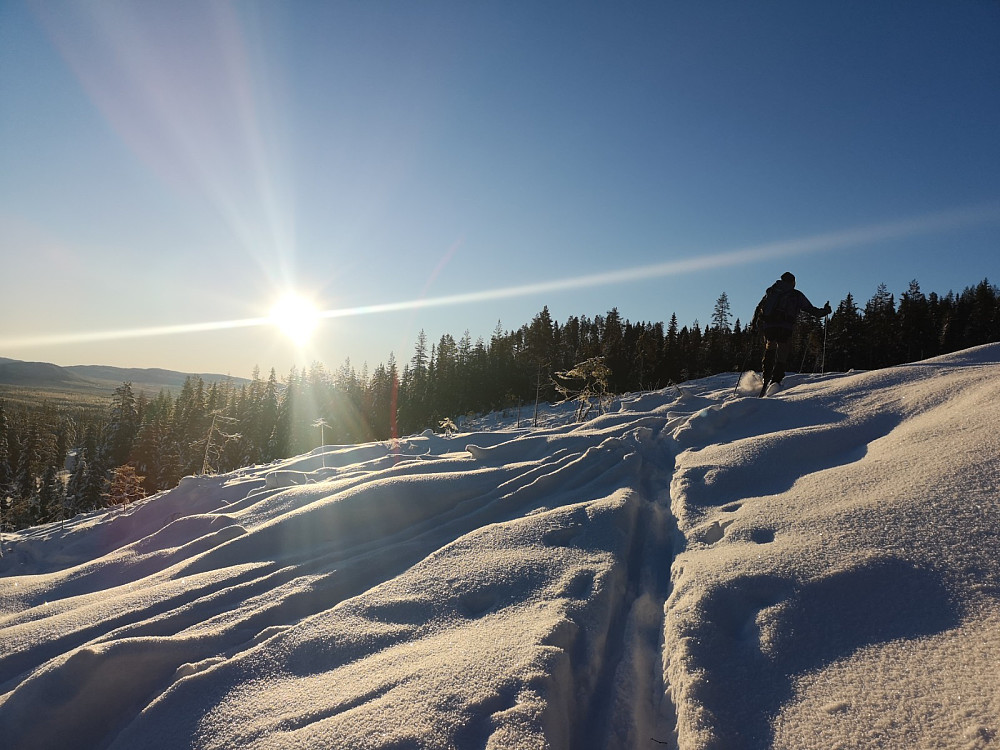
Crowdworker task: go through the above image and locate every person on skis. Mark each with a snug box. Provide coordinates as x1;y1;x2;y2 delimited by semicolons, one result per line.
751;271;831;396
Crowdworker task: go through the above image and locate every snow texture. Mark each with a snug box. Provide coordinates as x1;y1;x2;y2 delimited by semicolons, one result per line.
2;345;999;749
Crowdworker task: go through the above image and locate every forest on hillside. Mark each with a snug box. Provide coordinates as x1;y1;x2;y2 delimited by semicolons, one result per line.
1;278;997;534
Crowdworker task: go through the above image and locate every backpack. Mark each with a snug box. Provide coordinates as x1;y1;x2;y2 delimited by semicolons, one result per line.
758;285;798;326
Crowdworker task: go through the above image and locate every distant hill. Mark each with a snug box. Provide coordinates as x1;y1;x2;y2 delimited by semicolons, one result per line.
0;358;248;397
0;360;96;390
65;364;248;392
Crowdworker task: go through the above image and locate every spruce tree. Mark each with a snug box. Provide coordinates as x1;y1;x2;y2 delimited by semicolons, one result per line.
37;465;62;525
898;280;933;362
65;449;89;518
826;293;863;372
81;453;108;512
261;369;280;460
664;313;681;383
0;401;12;532
103;382;140;468
864;283;898;369
14;425;40;505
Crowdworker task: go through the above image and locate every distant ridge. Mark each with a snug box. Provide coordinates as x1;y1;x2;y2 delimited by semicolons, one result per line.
65;364;248;390
0;358;247;396
0;360;95;389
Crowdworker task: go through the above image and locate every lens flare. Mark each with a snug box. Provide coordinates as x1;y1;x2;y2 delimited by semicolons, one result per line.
1;203;997;352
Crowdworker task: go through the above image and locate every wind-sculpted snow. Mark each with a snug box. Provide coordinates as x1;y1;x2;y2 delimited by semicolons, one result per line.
2;345;999;749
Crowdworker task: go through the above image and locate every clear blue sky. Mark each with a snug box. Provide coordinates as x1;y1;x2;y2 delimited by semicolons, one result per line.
1;0;998;377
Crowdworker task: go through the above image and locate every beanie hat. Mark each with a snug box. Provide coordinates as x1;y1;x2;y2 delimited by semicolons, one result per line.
781;271;795;285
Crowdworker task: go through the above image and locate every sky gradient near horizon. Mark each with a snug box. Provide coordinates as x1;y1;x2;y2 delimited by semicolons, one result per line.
2;0;998;378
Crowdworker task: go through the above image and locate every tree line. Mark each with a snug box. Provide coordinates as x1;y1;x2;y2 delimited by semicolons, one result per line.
1;277;997;533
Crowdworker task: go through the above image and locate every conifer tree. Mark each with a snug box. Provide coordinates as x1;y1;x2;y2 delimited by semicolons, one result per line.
103;382;140;469
260;369;280;460
967;279;999;345
37;464;63;525
706;293;734;373
14;425;40;504
601;308;630;393
826;293;863;372
272;369;297;458
898;280;933;362
711;292;733;333
864;283;898;369
65;448;89;517
81;452;108;512
0;401;12;532
132;409;175;491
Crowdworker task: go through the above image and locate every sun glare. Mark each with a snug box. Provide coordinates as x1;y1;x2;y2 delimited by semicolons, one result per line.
269;293;320;346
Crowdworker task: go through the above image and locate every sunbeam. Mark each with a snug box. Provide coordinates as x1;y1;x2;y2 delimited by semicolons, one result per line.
34;2;296;288
2;202;998;351
0;317;272;349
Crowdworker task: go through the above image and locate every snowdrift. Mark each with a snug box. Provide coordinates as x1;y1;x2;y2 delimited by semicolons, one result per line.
2;346;998;749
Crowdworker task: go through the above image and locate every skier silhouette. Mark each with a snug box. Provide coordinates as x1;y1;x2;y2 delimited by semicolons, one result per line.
751;272;831;396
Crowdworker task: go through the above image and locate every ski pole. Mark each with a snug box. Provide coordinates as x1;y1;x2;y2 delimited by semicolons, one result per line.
821;314;829;374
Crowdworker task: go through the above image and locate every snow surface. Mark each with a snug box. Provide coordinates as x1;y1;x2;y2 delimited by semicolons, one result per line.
2;345;999;750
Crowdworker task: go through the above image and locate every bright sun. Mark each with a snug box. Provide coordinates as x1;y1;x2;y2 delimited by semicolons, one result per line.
269;293;321;346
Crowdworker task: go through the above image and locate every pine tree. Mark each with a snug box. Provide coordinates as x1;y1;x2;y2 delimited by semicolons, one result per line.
664;313;681;383
711;292;733;333
37;465;63;525
65;448;89;518
967;278;999;346
103;382;140;469
401;332;431;432
173;376;209;474
706;292;734;373
898;280;933;362
864;283;898;369
14;425;40;505
81;452;108;512
487;320;516;413
826;293;863;372
132;406;179;491
272;369;297;458
602;308;630;393
0;401;12;532
260;369;280;460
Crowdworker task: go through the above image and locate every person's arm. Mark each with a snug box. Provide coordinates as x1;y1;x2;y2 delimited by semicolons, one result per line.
799;291;831;318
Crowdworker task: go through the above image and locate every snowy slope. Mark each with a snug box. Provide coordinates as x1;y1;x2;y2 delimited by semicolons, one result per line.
1;346;998;750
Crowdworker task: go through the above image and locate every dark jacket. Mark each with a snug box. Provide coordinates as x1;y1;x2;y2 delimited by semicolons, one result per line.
752;278;827;335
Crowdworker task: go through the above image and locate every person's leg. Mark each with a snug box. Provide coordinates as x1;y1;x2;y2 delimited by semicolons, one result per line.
771;338;794;384
760;339;777;396
761;341;777;383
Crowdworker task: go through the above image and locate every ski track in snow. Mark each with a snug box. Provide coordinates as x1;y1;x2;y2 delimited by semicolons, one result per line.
2;345;999;749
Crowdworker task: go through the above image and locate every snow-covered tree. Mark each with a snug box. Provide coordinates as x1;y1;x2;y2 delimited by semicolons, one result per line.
37;464;63;524
103;382;140;468
0;401;12;532
553;357;612;422
103;464;146;511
